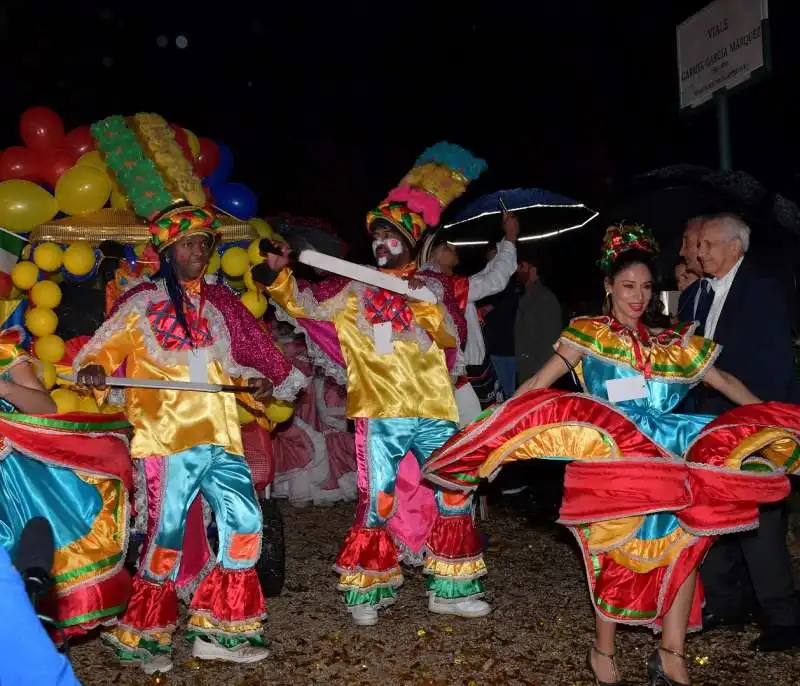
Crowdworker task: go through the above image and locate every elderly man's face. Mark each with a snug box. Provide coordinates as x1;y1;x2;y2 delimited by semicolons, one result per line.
679;219;703;276
697;219;743;278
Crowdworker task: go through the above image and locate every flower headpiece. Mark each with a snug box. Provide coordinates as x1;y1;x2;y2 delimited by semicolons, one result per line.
366;142;487;248
599;223;658;273
149;205;220;253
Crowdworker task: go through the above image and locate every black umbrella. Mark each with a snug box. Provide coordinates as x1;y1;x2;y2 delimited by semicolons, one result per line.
609;165;800;327
268;215;348;258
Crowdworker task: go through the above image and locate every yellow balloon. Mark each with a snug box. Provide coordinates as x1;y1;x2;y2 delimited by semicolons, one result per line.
25;307;58;337
110;188;130;209
63;243;96;276
11;261;39;291
241;290;268;318
0;180;59;232
247;239;265;265
55;166;111;216
40;361;56;390
237;402;256;425
78;395;100;414
184;128;200;158
206;251;221;274
33;242;64;272
248;217;283;242
265;400;294;424
221;246;249;277
134;243;146;257
243;268;257;291
51;388;79;414
76;150;107;172
30;280;62;309
35;334;65;363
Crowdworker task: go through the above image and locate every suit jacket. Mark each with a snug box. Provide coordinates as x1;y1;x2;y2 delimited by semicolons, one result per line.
679;257;797;414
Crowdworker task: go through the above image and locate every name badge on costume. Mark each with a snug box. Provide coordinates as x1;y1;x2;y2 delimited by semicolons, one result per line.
373;322;394;355
606;375;647;404
188;347;209;384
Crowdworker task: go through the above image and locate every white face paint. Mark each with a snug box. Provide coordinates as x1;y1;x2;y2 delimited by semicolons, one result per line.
372;237;404;266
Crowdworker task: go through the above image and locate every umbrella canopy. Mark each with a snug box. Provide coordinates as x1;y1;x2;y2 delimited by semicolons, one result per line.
442;188;598;246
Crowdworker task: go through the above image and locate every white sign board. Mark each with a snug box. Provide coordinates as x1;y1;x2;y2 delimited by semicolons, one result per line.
677;0;769;109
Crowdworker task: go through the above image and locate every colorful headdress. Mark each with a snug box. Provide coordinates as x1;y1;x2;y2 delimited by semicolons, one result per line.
149;205;220;253
366;142;487;248
599;223;659;273
91;113;215;251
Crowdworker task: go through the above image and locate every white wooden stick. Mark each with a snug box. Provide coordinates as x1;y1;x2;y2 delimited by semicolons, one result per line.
57;375;252;394
297;250;438;304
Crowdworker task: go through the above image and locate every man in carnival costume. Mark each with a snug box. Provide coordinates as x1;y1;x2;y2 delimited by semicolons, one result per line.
254;143;491;626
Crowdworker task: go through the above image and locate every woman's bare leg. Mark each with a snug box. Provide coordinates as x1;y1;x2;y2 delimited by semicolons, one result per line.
591;614;621;682
658;570;696;683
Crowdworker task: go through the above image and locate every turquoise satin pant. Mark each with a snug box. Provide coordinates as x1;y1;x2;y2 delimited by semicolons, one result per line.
140;445;262;582
354;417;464;527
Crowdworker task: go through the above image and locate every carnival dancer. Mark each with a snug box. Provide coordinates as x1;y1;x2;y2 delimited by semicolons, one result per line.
386;210;520;565
254;142;490;626
0;328;133;640
75;205;306;674
422;224;800;685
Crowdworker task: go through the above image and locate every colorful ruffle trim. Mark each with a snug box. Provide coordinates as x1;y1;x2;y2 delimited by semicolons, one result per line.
335;526;400;574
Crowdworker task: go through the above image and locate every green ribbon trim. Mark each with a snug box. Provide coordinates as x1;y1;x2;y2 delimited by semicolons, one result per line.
425;576;484;600
593;595;657;619
52;553;123;585
0;411;130;432
342;585;397;608
186;631;267;649
56;603;128;629
452;471;481;484
564;325;716;378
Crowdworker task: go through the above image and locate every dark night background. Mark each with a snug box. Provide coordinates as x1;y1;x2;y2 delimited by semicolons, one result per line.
1;0;798;313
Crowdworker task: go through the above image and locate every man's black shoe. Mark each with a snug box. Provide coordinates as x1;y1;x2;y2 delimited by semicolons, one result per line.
701;610;752;632
749;626;800;652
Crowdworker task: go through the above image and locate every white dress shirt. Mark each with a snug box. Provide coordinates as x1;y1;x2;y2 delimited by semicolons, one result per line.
704;256;744;339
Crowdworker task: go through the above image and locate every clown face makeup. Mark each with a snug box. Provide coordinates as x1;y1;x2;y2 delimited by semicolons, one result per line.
372;233;406;267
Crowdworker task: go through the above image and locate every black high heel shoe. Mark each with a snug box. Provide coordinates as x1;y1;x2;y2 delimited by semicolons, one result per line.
646;646;690;686
586;645;627;686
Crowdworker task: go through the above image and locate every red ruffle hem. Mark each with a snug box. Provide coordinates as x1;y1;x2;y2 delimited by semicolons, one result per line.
115;576;178;635
188;566;266;624
334;526;400;574
425;514;484;563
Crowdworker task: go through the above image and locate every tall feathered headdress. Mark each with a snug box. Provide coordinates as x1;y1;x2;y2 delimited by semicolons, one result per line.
366;142;486;248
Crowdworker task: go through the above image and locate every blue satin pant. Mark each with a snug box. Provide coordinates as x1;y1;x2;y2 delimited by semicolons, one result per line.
354;417;464;527
141;445;262;582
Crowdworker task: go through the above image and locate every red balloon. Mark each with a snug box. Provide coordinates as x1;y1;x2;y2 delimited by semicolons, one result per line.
0;146;40;181
195;138;220;178
64;126;96;157
20;107;66;151
37;148;76;186
169;123;193;161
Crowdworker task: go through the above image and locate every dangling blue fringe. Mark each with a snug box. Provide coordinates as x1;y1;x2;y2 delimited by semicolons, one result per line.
415;142;487;181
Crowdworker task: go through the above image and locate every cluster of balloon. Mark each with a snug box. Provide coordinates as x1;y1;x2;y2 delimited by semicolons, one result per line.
0;107;111;232
201;140;258;218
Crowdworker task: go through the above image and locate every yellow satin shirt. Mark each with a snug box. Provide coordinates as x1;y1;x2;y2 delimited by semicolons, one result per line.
268;268;458;422
74;288;261;459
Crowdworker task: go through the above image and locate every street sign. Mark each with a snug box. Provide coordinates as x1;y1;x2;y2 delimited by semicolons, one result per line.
677;0;770;110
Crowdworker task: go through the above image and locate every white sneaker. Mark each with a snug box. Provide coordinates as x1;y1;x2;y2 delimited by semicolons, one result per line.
192;637;270;664
140;653;173;675
429;596;492;618
349;604;379;626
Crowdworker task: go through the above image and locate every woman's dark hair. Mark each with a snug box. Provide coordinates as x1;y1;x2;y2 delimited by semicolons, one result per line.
153;246;193;344
605;248;671;328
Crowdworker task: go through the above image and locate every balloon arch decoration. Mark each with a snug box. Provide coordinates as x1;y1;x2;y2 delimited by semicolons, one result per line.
0;106;291;422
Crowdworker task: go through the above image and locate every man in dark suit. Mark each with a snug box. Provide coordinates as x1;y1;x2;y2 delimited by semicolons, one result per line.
680;212;800;651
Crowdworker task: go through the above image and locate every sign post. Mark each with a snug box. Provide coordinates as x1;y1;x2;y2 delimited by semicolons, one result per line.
676;0;770;170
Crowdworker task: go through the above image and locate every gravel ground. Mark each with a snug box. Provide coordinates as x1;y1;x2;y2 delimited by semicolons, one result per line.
69;499;800;686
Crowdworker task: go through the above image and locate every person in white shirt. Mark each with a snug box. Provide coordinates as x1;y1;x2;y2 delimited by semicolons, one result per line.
418;212;519;423
687;212;800;652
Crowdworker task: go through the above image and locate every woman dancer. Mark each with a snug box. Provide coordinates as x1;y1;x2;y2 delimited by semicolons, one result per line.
423;224;800;685
0;328;132;639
